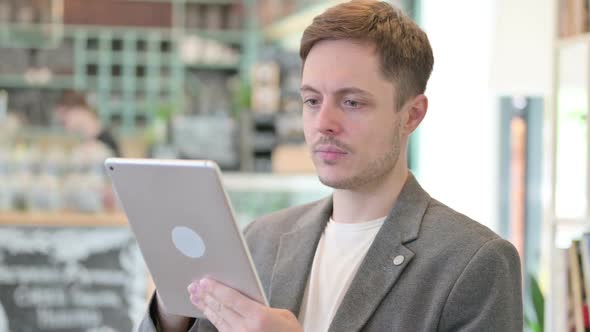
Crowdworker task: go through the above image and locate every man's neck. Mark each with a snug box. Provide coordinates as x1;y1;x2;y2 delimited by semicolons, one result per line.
331;167;409;224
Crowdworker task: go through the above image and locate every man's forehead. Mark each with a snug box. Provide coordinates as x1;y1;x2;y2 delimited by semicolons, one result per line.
303;41;382;78
301;69;392;97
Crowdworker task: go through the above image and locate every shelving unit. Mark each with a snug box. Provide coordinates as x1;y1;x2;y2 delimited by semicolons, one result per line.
0;0;64;49
67;27;185;130
0;211;127;227
544;1;590;329
0;0;249;134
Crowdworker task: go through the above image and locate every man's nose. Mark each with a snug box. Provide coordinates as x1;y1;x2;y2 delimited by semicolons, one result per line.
316;103;342;136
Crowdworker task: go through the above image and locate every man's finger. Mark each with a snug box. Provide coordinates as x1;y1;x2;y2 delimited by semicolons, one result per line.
203;293;243;330
200;278;263;317
202;299;233;332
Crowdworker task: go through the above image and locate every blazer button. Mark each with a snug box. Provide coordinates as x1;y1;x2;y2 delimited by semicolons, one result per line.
393;255;405;266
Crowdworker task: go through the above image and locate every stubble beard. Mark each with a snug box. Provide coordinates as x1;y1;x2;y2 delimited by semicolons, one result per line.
318;117;402;190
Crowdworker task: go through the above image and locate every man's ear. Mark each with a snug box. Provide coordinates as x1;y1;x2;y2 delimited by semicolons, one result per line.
401;94;428;135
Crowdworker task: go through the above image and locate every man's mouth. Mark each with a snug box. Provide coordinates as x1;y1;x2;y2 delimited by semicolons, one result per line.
314;145;348;161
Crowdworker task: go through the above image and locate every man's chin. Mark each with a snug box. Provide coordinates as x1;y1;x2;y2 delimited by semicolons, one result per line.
317;174;352;190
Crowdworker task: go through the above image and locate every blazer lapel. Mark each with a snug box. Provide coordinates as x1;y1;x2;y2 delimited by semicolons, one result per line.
329;174;431;332
268;197;333;314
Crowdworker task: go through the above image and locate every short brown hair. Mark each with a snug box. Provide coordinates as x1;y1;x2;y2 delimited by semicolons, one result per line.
56;90;89;109
55;90;97;116
300;0;434;110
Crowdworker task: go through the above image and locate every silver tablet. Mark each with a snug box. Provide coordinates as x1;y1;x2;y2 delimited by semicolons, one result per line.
104;158;268;318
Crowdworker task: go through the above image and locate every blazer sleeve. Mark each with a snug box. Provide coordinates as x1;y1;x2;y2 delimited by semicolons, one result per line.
137;292;201;332
437;238;523;331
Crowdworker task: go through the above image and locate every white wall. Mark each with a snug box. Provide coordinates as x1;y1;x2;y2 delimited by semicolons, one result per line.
418;0;499;230
490;0;553;96
417;0;553;232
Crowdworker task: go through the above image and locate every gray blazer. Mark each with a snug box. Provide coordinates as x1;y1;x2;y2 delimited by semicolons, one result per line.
140;174;523;331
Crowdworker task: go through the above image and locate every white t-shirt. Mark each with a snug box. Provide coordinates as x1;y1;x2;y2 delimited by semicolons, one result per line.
298;216;386;332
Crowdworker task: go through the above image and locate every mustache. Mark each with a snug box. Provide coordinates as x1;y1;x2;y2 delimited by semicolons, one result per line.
313;136;352;153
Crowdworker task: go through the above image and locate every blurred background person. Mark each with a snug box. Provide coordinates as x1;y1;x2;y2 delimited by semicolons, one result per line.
54;90;121;158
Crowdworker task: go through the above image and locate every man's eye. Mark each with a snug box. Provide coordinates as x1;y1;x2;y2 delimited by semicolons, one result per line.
344;100;361;108
304;99;320;106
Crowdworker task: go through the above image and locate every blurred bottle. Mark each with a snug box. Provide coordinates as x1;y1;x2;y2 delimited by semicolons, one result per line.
63;141;112;213
11;143;35;211
44;146;68;177
27;172;62;212
0;147;14;211
27;146;67;212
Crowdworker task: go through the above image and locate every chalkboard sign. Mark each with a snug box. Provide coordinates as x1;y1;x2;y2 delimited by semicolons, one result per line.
0;226;147;332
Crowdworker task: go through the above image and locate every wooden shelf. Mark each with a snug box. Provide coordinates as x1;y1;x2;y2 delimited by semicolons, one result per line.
0;211;128;227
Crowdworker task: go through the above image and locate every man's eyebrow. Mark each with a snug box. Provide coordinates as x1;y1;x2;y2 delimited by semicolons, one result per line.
300;85;319;94
334;87;373;97
300;85;373;97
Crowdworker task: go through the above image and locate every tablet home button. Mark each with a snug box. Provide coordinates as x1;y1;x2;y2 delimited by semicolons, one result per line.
171;226;206;258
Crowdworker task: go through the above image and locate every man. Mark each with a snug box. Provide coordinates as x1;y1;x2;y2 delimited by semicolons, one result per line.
54;90;121;157
142;1;523;331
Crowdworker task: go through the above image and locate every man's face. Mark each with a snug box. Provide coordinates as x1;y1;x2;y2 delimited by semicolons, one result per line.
54;106;89;135
301;39;406;190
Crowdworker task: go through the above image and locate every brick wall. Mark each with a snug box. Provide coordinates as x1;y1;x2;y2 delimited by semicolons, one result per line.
64;0;172;27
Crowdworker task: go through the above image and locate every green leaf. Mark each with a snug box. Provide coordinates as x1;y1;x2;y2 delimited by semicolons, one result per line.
530;275;545;332
525;315;541;332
